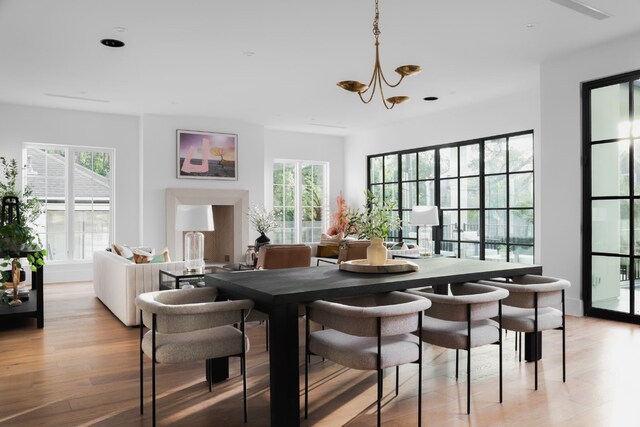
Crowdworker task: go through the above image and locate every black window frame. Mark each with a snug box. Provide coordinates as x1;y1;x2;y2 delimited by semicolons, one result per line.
366;130;535;262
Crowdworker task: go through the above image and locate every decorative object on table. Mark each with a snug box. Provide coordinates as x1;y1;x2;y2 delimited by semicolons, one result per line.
327;193;353;237
175;204;214;272
411;205;440;256
338;258;419;273
350;190;401;266
247;204;277;253
336;0;421;110
176;129;238;180
0;158;47;307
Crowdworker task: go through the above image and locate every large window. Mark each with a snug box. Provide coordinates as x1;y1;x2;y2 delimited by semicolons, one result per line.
367;131;534;263
23;144;114;261
272;160;329;243
583;70;640;322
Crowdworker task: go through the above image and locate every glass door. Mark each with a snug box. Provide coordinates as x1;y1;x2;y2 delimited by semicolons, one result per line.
583;72;640;321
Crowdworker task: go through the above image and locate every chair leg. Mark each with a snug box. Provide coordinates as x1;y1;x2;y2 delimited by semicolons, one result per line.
152;313;157;427
304;308;310;420
418;312;423;427
241;310;248;423
518;333;522;362
467;304;471;415
207;360;212;392
499;301;503;404
265;320;269;352
562;289;566;383
395;366;399;396
455;349;459;379
139;310;144;415
377;369;383;427
534;293;539;391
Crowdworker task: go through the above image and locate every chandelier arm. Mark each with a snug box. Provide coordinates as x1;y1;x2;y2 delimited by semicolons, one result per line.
359;68;380;104
377;73;393;110
374;41;405;88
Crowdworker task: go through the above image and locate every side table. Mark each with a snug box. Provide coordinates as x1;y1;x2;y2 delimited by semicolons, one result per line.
159;268;215;291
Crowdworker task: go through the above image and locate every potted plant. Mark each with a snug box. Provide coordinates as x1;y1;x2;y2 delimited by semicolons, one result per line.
350;190;401;265
247;204;277;253
0;157;47;306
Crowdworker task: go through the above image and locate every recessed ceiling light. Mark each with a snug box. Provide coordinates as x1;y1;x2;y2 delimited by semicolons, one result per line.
100;39;125;48
423;96;439;101
243;51;255;57
525;22;538;29
113;27;127;33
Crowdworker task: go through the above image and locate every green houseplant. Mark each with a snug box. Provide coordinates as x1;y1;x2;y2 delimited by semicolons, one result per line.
0;157;47;306
349;191;401;266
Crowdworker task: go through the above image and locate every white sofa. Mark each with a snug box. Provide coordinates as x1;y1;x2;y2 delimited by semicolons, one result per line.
93;250;184;326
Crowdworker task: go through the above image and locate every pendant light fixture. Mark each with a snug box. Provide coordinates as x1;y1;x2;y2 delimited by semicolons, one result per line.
337;0;421;109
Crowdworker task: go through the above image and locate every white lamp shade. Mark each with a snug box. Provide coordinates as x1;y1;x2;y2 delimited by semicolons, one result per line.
411;205;439;226
176;205;214;231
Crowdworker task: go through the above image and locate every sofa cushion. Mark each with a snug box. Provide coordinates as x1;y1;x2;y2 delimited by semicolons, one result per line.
112;243;134;260
150;247;171;263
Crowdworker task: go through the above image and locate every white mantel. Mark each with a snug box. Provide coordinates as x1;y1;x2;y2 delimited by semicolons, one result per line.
165;188;249;263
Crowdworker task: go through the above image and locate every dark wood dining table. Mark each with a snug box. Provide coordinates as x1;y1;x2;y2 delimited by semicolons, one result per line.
206;256;542;426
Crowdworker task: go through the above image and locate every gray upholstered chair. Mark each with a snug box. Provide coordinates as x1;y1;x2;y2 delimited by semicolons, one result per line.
135;287;254;426
408;282;508;415
478;275;570;390
304;291;431;426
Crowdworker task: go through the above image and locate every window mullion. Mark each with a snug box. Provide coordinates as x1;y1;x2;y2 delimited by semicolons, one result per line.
66;148;74;261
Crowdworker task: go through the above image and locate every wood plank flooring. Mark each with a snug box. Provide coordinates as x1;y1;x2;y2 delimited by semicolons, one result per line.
0;282;639;426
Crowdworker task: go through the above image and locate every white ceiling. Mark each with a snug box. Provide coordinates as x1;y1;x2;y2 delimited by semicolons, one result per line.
1;0;639;136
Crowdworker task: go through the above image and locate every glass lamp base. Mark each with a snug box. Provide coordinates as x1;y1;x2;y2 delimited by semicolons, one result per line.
184;231;205;273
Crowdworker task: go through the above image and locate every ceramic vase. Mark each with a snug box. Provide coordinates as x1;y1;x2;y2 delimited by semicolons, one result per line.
255;232;271;255
366;237;387;266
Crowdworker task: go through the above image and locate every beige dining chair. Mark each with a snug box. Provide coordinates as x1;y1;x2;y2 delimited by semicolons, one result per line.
136;287;253;426
408;282;508;415
304;291;431;426
479;275;570;390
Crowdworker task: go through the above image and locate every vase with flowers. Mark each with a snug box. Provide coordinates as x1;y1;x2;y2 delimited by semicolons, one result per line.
247;204;278;255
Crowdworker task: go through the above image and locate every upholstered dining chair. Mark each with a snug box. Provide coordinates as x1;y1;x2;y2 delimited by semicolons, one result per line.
256;243;312;269
478;275;570;390
304;291;431;426
408;282;508;415
135;287;254;426
251;244;312;351
316;240;373;266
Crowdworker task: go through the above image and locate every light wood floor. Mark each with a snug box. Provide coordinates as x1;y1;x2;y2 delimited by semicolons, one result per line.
1;282;639;426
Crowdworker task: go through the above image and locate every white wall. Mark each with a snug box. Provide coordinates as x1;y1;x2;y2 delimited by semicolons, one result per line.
140;114;265;257
0;102;140;282
264;129;345;218
540;31;640;316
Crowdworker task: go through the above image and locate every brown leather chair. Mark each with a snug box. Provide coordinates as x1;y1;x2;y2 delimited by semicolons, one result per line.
337;240;370;263
256;244;312;269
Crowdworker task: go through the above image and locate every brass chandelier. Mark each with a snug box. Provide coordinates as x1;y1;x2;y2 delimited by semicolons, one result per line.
337;0;421;110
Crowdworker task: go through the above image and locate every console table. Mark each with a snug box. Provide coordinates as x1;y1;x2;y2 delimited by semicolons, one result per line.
0;250;44;328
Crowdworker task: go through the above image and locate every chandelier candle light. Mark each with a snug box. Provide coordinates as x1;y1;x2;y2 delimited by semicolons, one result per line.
337;0;422;109
176;205;214;272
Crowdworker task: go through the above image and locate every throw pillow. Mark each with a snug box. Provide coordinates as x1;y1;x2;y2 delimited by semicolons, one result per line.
112;243;133;260
320;232;344;244
132;248;153;264
150;247;171;263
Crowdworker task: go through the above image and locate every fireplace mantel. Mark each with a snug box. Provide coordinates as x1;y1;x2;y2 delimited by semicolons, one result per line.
165;188;249;263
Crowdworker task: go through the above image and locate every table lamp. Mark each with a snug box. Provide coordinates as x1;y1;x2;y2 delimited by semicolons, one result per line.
411;205;439;256
176;205;214;272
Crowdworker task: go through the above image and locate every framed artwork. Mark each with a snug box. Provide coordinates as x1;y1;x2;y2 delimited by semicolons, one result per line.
177;129;238;180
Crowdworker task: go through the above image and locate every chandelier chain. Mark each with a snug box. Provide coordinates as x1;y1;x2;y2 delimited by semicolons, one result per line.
373;0;381;38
